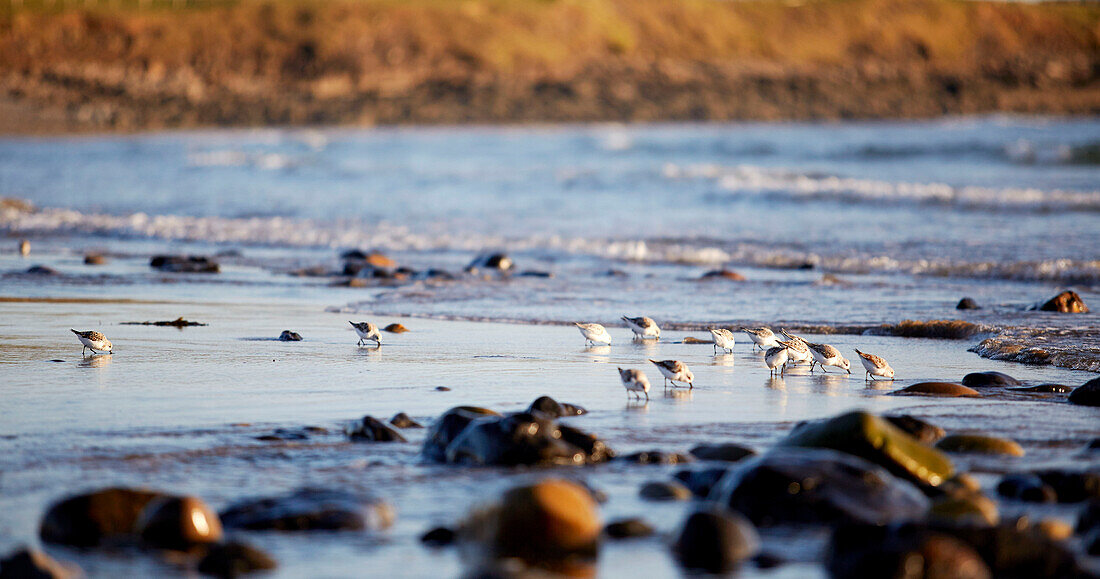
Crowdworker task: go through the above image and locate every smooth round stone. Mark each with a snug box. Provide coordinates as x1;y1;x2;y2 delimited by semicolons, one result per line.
277;330;302;341
639;481;692;502
526;396;586;418
219;488;394;531
956;297;981;310
137;496;224;550
382;323;409;333
389;412;424;429
197;541;276;577
1069;377;1100;407
689;443;756;463
884;415;946;445
1036;519;1073;541
930;493;999;526
896;382;982;398
962;371;1020;387
0;547;81;579
1038;290;1088;313
421;406;501;462
347;415;407;442
39;488;165;547
828;523;991;579
936;434;1025;457
419;526;456;547
997;474;1058;503
673;509;760;574
604;518;654;539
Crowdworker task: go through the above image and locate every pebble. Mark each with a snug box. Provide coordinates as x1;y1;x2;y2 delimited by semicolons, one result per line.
389;412;424;428
277;330;302;341
956;297;981;310
137;496;224;550
604;518;654;539
83;253;107;265
382;323;408;333
419;526;456;547
526;395;586;418
689;443;756;463
935;434;1025;457
638;481;692;501
673;509;760;574
347;416;407;442
197;541;277;577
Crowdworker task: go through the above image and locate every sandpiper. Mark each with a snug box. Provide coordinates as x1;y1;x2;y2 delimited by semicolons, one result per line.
575;323;612;346
709;328;736;354
618;367;651;400
622;316;660;340
854;349;894;380
71;329;112;356
807;342;851;373
648;359;694;389
764;346;788;375
742;327;780;351
349;321;381;346
776;338;812;365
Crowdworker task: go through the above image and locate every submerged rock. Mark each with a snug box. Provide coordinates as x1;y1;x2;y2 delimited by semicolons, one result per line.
699;269;745;281
604;518;654;539
40;487;165;546
1037;290;1088;313
465;253;514;273
420;526;456;547
673;509;760;574
884;415;946;445
997;474;1057;503
936;435;1025;457
347;416;407;442
710;448;929;526
219;488;394;531
929;518;1086;577
277;331;302;342
778;410;955;488
1068;377;1100;407
962;371;1020;387
673;467;730;498
895;382;982;398
526;396;586;418
389;412;423;429
689;443;756;463
957;297;981;310
639;481;692;502
420;406;502;463
25;265;59;275
827;523;991;579
83;253;106;265
929;493;1000;526
443;412;612;466
0;547;81;579
197;541;277;577
150;255;219;273
137;496;223;550
1033;469;1100;503
619;451;692;465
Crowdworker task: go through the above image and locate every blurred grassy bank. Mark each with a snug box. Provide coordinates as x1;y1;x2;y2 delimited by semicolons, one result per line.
0;0;1097;133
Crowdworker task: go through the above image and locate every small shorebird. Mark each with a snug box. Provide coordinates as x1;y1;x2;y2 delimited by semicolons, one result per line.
807;342;851;373
622;316;660;340
575;323;612;346
709;328;736;354
742;327;780;351
71;329;112;356
618;367;651;400
776;338;812;366
764;346;789;375
649;359;694;389
854;349;894;380
349;321;381;346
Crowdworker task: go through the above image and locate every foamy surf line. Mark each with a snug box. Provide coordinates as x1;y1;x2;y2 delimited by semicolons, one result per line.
3;205;1100;284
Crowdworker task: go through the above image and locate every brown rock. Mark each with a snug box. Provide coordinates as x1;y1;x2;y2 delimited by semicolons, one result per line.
0;547;80;579
673;509;760;573
383;323;408;333
936;434;1025;457
895;382;982;398
137;496;223;550
40;488;165;547
83;253;106;265
699;269;745;281
197;541;276;577
1038;290;1088;313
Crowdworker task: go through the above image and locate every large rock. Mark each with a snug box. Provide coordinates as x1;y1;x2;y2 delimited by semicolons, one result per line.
150;255;219;273
346;415;407;442
709;448;929;526
638;481;692;501
389;412;423;428
421;406;502;462
673;467;730;498
689;443;756;463
604;518;654;539
828;523;991;579
197;541;276;577
673;509;760;574
936;435;1025;457
777;410;955;489
1033;469;1100;503
997;474;1057;503
962;371;1020;387
219;488;394;531
957;297;981;310
526;396;586;418
1068;377;1100;407
928;518;1086;577
137;496;223;550
40;488;165;546
0;548;80;579
895;382;983;398
884;415;946;445
1038;290;1088;313
442;412;612;466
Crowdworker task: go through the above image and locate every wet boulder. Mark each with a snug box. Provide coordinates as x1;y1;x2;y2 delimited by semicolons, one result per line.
884;415;946;445
1037;290;1088;313
0;547;81;579
40;487;165;546
150;255;220;273
957;297;981;310
929;493;1000;526
699;269;745;281
1078;499;1100;534
673;509;760;574
1068;377;1100;407
709;448;929;526
219;488;394;531
996;474;1057;503
895;382;982;398
346;415;407;442
389;412;423;429
277;331;302;341
421;406;502;462
526;396;586;418
928;518;1086;577
604;518;654;539
1009;384;1073;393
689;443;756;463
382;323;408;333
420;526;456;547
936;435;1025;457
442;412;612;466
83;253;106;265
777;410;955;489
673;466;730;498
465;253;514;273
197;541;276;577
962;371;1020;387
619;450;692;464
137;496;223;550
828;523;991;579
25;265;59;275
1033;469;1100;503
639;481;692;502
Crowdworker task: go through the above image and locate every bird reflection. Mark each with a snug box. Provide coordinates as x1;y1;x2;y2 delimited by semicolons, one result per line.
625;399;650;412
79;354;112;368
582;345;610;362
765;376;787;391
664;388;693;401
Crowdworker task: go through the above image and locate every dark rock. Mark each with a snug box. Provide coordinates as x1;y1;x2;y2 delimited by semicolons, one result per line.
710;448;929;526
884;415;946;445
214;249;243;258
896;382;983;398
699;269;745;281
197;541;276;577
997;474;1057;503
673;467;730;498
382;323;409;333
434;386;451;391
24;265;59;275
778;410;955;489
277;331;302;341
1008;384;1073;393
150;255;219;273
389;412;423;429
347;415;407;442
639;481;692;501
752;553;783;569
604;269;628;277
255;427;312;441
689;443;756;463
929;493;1000;526
441;412;612;466
619;451;692;465
1079;500;1100;534
0;547;80;579
1037;290;1088;313
1086;529;1100;556
604;518;654;539
137;496;223;550
40;487;165;546
928;518;1085;577
420;526;456;547
289;265;330;277
1033;469;1100;503
1089;438;1100;450
83;253;106;265
526;396;586;418
516;270;553;278
466;253;514;273
1069;377;1100;407
421;406;501;462
962;371;1021;387
673;509;760;574
827;523;991;579
936;435;1024;457
219;488;394;531
340;249;369;260
957;297;981;310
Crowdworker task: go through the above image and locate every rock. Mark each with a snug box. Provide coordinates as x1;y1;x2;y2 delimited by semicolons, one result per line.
997;474;1057;503
25;265;59;275
389;412;423;429
40;487;165;546
827;523;992;579
895;382;982;398
18;239;30;256
673;509;760;574
137;496;223;550
957;297;981;310
1086;529;1100;555
197;541;276;577
1008;384;1073;393
673;467;730;498
778;410;955;489
83;253;106;265
442;412;612;466
460;479;600;564
699;269;745;281
382;323;408;333
0;547;80;579
689;443;756;463
150;255;219;273
604;518;654;539
516;270;553;278
420;526;456;547
277;331;302;341
817;273;851;286
936;435;1025;457
434;386;451;391
928;518;1085;577
962;371;1021;387
930;493;1000;526
421;406;502;463
526;396;586;418
639;481;692;501
682;336;712;344
884;415;946;445
1069;377;1100;407
1035;519;1073;541
1037;290;1088;313
619;451;692;464
709;448;929;526
1034;469;1100;503
604;269;628;277
219;488;394;531
347;416;407;442
466;253;514;273
1078;499;1100;534
255;427;318;441
363;252;397;268
1090;438;1100;450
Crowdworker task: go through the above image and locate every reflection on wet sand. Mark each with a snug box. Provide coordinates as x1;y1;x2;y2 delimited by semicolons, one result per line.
582;345;611;363
765;376;787;391
625;399;650;412
79;354;112;368
664;388;693;402
710;353;735;371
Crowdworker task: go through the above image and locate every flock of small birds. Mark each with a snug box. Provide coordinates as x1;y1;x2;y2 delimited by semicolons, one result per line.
69;316;896;403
